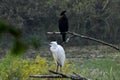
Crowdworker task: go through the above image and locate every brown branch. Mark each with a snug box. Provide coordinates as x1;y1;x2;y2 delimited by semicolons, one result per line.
29;70;92;80
47;32;61;34
49;70;71;78
67;31;120;51
29;75;63;78
73;72;82;77
49;70;91;80
46;31;120;51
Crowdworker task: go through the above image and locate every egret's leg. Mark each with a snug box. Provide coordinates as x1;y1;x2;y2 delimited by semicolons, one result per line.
60;67;63;72
56;64;59;72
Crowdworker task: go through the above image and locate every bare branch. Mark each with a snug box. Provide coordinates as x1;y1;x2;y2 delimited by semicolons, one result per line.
47;32;60;34
29;75;63;78
49;70;71;78
73;72;82;77
67;31;120;51
29;70;92;80
46;31;120;51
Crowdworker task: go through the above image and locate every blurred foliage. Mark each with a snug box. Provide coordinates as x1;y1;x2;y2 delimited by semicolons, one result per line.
0;20;28;55
0;55;71;80
0;0;119;45
11;39;27;55
0;20;21;38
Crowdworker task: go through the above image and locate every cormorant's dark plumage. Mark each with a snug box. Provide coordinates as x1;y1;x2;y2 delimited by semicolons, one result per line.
59;11;69;42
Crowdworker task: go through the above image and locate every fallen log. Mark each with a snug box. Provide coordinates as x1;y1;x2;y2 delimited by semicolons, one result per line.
29;75;63;78
29;70;92;80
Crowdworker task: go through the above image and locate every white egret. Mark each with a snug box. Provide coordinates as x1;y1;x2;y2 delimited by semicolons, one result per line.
49;41;66;72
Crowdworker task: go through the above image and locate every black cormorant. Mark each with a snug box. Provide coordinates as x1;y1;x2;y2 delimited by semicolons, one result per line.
58;11;69;43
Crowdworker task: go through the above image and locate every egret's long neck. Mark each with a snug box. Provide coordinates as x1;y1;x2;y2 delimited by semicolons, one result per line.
53;45;58;48
51;44;58;49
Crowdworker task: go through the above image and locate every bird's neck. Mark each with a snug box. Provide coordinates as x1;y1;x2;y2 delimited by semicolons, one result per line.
51;45;58;49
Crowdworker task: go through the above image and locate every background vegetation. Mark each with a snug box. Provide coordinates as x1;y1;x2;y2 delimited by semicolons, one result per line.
0;0;120;45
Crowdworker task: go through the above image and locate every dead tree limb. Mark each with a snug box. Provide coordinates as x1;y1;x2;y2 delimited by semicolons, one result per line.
73;72;82;77
29;70;91;80
47;32;61;34
46;31;120;51
49;70;91;80
29;75;63;78
67;31;120;51
49;70;70;78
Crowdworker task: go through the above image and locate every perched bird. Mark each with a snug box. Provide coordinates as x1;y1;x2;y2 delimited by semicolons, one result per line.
59;10;69;43
49;41;66;72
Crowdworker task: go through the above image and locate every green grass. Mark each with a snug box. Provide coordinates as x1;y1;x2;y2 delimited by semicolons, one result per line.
69;55;120;80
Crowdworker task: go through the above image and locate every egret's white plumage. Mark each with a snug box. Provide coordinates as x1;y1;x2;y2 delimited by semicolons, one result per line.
49;41;66;72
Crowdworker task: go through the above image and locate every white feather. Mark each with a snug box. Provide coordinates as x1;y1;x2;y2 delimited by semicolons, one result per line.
50;41;65;68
